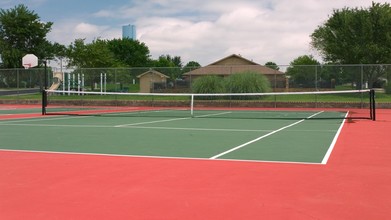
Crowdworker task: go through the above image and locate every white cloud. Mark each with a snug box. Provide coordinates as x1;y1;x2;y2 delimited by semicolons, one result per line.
92;10;113;18
46;0;376;65
48;21;121;45
74;23;101;35
135;3;318;65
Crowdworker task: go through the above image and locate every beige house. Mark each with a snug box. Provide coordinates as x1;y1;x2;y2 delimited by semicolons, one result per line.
183;54;287;89
137;69;169;93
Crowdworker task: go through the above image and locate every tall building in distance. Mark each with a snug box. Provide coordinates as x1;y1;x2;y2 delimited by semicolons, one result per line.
122;24;136;40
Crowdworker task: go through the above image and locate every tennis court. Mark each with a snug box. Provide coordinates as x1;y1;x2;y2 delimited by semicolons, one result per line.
1;96;389;219
1;106;348;164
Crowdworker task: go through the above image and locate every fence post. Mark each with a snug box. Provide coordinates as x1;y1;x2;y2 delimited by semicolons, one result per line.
361;64;364;90
315;65;318;91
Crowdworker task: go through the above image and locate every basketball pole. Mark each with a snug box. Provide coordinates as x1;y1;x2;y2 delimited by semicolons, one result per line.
44;60;48;90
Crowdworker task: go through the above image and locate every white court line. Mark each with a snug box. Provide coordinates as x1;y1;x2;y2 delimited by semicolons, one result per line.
0;115;89;124
0;122;338;133
321;111;349;164
194;111;232;118
115;111;232;127
107;109;175;116
0;149;323;165
127;125;268;132
0;123;119;128
0;122;273;132
209;111;325;159
115;117;191;127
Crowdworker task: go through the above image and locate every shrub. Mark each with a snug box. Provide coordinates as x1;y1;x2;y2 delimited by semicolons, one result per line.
191;72;271;100
191;75;224;94
224;71;271;99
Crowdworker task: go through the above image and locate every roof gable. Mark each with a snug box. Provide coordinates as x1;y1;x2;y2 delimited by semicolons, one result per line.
209;54;259;66
137;69;169;78
183;54;285;76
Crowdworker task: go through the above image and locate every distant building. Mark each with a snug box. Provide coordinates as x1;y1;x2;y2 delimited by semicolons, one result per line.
137;69;169;93
122;24;136;40
183;54;287;90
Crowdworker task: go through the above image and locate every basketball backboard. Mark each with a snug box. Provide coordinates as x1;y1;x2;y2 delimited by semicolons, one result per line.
22;54;38;69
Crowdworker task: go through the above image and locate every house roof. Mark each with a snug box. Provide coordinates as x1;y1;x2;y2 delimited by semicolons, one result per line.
209;54;259;66
137;69;170;78
183;54;284;76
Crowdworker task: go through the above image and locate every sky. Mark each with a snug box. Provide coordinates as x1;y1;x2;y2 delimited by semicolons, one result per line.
0;0;381;66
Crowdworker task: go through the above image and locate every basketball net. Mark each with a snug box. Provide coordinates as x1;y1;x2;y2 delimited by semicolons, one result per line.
23;64;31;69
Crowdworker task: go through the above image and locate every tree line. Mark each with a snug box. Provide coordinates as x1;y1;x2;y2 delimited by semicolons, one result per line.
0;4;201;70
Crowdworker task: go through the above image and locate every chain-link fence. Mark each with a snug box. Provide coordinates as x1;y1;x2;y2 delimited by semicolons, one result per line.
0;68;44;96
1;64;390;96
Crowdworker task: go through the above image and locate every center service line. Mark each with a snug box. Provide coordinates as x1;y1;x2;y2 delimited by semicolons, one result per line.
115;111;231;127
209;111;324;159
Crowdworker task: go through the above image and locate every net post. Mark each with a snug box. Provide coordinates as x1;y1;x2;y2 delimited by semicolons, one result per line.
370;89;376;121
190;94;194;117
42;89;47;115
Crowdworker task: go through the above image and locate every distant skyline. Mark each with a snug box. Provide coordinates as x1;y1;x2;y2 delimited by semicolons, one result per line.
1;0;378;66
122;24;137;40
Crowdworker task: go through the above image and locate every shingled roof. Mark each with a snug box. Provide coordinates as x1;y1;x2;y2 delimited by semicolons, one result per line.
137;69;169;79
183;54;284;76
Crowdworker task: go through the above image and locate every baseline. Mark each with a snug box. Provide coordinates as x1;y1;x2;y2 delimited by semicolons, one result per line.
0;122;273;133
0;149;322;165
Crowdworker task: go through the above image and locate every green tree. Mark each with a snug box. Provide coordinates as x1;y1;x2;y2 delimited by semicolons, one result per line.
67;38;119;90
67;38;118;68
67;38;152;68
264;61;279;71
184;61;201;69
47;42;67;66
172;56;182;68
67;38;152;90
150;55;174;67
150;55;183;81
0;4;53;68
286;55;320;88
183;61;201;77
106;38;150;67
311;2;391;87
150;54;182;67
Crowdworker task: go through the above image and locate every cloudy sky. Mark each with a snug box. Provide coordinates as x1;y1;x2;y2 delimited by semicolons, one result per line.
1;0;379;66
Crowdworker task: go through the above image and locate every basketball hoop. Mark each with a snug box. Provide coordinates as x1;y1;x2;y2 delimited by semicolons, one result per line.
22;54;38;69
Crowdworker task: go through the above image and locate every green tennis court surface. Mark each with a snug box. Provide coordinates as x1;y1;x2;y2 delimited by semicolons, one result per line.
0;109;347;164
0;107;42;114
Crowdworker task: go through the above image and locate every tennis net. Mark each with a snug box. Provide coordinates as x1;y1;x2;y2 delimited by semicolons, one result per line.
42;89;376;120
